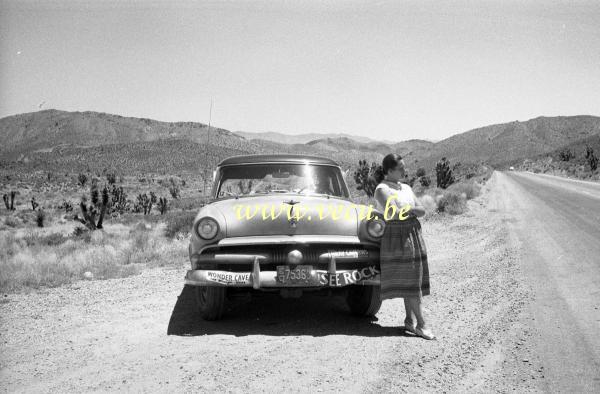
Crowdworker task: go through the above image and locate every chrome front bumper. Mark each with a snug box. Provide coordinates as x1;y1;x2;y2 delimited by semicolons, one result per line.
184;256;380;288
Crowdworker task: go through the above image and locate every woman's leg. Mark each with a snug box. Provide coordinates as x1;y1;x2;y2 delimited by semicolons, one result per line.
403;298;415;327
407;296;427;329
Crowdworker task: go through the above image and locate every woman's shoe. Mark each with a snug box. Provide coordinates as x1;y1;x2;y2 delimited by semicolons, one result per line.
414;326;436;340
404;320;416;334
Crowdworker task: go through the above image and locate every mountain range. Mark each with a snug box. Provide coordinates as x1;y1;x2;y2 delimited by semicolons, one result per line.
1;109;599;176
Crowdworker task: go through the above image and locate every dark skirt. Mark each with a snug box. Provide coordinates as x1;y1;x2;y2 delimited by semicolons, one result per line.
379;216;430;300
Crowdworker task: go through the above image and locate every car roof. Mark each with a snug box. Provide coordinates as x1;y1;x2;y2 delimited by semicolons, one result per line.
217;154;341;167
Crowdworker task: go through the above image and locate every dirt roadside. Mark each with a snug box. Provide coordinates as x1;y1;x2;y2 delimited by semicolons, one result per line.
0;172;544;393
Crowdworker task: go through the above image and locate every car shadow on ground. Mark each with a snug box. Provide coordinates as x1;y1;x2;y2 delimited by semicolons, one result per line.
167;285;412;337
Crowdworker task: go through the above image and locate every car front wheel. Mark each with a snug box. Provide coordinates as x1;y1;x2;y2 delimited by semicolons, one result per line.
346;285;382;317
195;286;227;320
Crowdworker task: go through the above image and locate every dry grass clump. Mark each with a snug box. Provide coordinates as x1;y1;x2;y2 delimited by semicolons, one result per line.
437;191;468;215
164;211;197;238
418;180;483;215
417;194;437;215
446;180;482;200
0;221;187;293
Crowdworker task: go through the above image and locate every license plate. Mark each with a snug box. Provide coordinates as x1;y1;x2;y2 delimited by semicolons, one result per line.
276;265;313;285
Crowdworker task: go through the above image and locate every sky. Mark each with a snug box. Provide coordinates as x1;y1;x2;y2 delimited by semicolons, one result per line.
1;0;599;142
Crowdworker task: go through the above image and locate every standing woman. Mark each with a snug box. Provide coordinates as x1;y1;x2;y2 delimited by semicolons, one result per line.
373;153;435;340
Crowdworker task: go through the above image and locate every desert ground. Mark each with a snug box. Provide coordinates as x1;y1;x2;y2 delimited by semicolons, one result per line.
1;170;599;393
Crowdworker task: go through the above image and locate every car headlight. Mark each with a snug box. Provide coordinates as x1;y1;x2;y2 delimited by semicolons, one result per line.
195;217;219;240
366;218;385;238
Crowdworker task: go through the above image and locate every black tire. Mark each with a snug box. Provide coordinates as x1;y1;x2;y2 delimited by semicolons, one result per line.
195;286;227;321
346;285;382;317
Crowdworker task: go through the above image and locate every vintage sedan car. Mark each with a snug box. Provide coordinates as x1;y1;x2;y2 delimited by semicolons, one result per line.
185;154;387;320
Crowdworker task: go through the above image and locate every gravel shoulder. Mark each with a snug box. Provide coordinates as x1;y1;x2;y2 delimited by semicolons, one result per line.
0;172;547;393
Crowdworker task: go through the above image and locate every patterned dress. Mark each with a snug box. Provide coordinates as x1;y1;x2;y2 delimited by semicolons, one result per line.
374;181;430;300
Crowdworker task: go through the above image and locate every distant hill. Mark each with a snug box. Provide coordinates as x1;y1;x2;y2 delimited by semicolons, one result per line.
232;130;400;145
1;109;599;178
0;109;249;154
414;115;600;171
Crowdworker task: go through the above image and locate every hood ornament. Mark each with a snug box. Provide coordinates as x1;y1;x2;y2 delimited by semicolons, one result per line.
283;199;300;227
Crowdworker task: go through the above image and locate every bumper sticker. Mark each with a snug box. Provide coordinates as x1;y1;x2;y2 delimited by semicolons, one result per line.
318;266;379;286
206;271;252;285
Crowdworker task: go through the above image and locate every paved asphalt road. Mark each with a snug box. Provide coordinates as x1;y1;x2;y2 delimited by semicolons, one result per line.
494;171;600;392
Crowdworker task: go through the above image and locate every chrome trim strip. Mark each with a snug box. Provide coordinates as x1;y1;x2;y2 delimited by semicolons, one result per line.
218;235;363;246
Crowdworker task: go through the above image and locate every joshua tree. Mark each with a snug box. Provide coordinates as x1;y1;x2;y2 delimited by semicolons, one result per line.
585;146;598;171
31;196;39;210
157;197;168;215
78;173;88;187
559;149;575;162
106;172;117;185
353;159;379;198
3;191;16;210
168;178;181;199
109;185;129;214
134;192;157;215
435;157;455;189
60;200;74;213
74;182;109;230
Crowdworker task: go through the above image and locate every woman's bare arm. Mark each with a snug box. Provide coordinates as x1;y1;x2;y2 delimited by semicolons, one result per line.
407;197;426;218
375;186;423;218
405;185;426;218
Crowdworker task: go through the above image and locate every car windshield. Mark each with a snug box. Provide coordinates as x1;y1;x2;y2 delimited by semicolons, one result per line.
216;163;349;198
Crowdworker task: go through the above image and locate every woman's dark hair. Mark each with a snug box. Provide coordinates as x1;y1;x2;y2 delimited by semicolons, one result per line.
373;153;403;184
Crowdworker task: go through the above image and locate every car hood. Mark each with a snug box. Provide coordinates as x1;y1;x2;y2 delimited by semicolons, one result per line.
209;195;359;237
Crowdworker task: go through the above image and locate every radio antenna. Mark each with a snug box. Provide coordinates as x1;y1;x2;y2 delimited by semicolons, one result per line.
204;99;213;197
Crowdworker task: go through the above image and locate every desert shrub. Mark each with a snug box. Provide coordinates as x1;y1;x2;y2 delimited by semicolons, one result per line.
418;195;437;215
447;181;481;200
23;232;67;247
585;146;598;171
164;211;196;238
36;209;45;227
169;196;207;211
129;222;151;251
71;226;92;242
559;149;575;161
419;176;431;187
437;191;467;215
168;177;181;199
4;216;19;228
